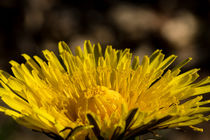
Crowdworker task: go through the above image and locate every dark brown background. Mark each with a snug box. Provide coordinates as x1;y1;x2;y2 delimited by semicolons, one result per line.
0;0;210;139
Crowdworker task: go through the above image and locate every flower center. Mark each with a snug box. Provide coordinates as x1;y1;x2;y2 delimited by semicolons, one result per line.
77;86;124;122
84;86;105;99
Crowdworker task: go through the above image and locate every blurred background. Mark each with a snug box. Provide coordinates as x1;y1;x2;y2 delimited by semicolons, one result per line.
0;0;209;139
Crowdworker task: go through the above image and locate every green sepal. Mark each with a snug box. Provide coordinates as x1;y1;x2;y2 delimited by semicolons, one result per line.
87;113;104;140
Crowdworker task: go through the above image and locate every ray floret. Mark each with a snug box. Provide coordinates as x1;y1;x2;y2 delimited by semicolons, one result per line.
0;40;209;140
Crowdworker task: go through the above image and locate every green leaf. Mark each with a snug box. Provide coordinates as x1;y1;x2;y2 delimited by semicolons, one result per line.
111;126;122;140
87;113;104;140
124;116;172;140
125;108;138;130
116;108;138;140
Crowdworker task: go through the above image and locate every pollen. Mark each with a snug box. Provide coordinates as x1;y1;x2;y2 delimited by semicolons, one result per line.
84;86;105;99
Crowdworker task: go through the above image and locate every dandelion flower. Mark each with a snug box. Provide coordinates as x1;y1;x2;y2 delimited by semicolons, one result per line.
0;41;210;140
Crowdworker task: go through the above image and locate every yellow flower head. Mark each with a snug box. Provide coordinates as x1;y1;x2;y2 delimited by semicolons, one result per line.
0;41;210;140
